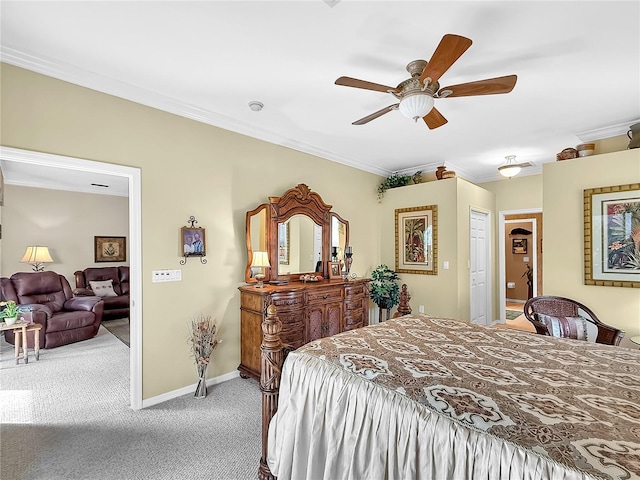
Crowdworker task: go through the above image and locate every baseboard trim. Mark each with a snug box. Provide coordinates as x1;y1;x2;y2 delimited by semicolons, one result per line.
141;370;241;409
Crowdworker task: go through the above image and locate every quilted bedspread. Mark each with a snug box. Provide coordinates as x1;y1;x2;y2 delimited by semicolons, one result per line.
267;314;640;480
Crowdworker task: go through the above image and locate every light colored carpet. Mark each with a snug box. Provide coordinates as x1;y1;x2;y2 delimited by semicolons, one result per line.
0;326;261;480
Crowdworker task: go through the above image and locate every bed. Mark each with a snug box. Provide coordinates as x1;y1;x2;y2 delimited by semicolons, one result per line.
258;292;640;480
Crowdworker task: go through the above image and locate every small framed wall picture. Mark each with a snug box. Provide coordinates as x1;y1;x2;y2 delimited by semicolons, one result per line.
95;236;127;262
329;262;342;279
181;227;206;257
512;238;527;254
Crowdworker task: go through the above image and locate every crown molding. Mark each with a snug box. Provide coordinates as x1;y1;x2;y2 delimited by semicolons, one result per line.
1;46;389;178
576;120;640;142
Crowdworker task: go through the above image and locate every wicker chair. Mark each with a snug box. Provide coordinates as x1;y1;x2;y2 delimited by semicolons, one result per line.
523;295;624;346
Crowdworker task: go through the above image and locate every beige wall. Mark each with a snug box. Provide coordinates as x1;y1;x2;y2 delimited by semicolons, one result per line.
0;63;382;399
542;150;640;348
2;61;638;401
481;174;543;213
1;185;129;283
378;177;495;322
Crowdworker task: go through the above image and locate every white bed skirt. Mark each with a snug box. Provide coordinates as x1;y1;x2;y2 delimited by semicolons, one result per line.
267;352;598;480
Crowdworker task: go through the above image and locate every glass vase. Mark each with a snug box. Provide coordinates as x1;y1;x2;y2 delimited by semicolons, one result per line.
194;363;208;398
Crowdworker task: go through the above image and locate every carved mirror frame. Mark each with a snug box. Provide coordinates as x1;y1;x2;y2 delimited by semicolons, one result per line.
244;184;349;284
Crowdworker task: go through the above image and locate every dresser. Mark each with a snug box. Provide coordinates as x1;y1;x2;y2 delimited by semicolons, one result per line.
238;278;370;380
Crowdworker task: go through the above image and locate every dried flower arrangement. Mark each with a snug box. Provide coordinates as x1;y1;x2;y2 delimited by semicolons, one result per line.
189;313;220;398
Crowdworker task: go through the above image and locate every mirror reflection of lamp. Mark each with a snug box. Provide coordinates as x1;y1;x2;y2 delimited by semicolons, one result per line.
251;251;270;288
20;246;54;271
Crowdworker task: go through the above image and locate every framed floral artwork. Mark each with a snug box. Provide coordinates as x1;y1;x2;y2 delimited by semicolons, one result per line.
584;183;640;287
395;205;438;275
95;236;126;263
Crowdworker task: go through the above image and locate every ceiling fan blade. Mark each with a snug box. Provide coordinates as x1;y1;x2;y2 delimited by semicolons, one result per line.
419;34;473;85
438;75;517;97
352;104;399;125
423;107;448;129
335;76;398;93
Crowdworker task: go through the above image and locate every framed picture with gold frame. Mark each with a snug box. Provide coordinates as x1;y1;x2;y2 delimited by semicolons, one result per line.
584;183;640;288
95;236;126;263
395;205;438;275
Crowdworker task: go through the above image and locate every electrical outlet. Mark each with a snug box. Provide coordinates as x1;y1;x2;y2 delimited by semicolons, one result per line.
419;305;425;314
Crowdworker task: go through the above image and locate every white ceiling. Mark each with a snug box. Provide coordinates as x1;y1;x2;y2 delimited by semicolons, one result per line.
1;1;639;194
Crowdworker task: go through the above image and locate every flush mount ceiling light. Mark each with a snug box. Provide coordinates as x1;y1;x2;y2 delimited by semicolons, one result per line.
248;101;264;112
498;155;522;178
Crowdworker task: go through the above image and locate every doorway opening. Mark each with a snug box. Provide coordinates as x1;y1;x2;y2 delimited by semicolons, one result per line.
0;146;143;410
498;209;542;327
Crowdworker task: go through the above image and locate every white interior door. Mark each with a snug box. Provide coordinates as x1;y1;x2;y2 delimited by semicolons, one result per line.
470;210;490;325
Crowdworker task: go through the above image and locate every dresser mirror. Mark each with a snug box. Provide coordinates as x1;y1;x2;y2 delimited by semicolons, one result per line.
244;184;349;283
277;215;322;276
245;204;268;280
331;214;349;266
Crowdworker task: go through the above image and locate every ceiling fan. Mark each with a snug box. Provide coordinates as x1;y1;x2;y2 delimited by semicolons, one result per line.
335;34;517;129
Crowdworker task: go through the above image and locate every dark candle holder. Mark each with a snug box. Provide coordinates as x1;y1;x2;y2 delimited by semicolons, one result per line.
344;246;353;278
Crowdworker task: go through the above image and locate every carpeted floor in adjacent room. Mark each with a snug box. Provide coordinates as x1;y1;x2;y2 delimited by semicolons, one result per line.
0;326;261;480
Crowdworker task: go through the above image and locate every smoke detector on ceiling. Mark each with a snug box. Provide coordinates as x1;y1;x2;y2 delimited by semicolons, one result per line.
248;101;264;112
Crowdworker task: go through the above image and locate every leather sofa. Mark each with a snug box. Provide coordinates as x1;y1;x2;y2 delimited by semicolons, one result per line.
73;266;129;321
1;271;104;349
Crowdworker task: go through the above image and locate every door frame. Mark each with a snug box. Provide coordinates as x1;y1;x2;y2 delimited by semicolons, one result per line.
498;208;542;324
0;146;143;410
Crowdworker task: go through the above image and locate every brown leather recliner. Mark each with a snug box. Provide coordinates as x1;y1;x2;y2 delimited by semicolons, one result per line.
1;271;104;349
73;266;129;321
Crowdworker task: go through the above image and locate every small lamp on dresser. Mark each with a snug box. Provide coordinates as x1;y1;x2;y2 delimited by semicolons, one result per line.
251;251;270;288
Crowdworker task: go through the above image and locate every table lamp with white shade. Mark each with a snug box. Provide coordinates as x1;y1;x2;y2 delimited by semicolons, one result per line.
20;246;54;271
251;251;270;288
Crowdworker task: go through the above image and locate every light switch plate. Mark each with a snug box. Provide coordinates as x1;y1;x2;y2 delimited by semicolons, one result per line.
152;269;182;283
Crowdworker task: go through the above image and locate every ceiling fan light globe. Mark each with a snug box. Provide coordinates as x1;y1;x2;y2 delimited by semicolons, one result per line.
398;93;434;121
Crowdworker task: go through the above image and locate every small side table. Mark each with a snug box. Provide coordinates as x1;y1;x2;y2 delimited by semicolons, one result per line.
0;320;29;364
14;323;43;362
630;335;640;349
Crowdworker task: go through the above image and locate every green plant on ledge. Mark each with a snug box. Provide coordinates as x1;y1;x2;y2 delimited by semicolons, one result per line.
369;264;401;312
377;173;412;202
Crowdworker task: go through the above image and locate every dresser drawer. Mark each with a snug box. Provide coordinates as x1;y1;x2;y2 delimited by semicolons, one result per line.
345;296;365;312
344;284;365;298
307;287;343;305
271;292;305;312
278;311;305;325
344;321;363;331
345;311;363;326
281;323;305;349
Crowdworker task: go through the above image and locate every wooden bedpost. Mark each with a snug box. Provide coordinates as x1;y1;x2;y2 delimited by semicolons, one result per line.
393;283;412;318
259;304;284;480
